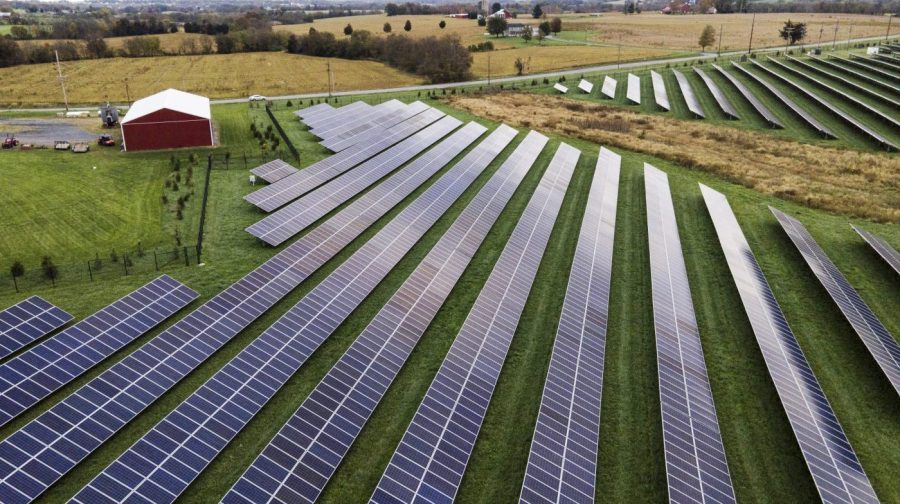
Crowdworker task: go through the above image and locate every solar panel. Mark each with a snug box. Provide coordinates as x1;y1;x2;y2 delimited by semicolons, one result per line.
699;184;879;504
626;73;641;104
519;147;620;504
712;64;784;128
294;103;333;121
812;57;900;94
321;101;430;152
311;101;401;141
246;117;473;246
786;57;900;109
370;140;576;504
828;55;900;84
851;53;900;72
304;101;372;131
221;128;533;504
732;63;833;137
0;275;197;427
0;297;72;360
73;124;521;504
554;83;569;94
0;123;472;503
749;60;898;150
249;159;298;184
645;165;735;504
300;101;364;129
767;58;900;130
601;76;617;99
651;70;671;111
672;69;704;117
694;67;739;119
872;53;900;70
772;208;900;396
245;108;446;212
578;79;594;94
852;225;900;276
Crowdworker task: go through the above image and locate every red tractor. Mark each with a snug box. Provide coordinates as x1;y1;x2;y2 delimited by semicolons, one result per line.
2;134;18;149
97;134;115;147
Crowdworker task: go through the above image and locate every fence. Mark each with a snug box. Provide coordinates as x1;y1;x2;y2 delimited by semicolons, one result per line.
265;104;300;161
1;244;200;294
207;152;291;171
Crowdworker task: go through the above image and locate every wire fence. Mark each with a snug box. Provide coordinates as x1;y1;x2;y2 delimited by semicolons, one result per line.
2;244;200;294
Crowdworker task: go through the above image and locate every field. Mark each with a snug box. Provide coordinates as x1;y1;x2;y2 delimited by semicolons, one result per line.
0;90;896;504
0;52;422;106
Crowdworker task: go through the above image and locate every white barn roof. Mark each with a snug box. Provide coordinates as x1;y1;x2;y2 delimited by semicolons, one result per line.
121;88;211;124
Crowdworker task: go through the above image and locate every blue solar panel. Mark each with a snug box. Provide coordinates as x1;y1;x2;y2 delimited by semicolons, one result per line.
700;184;879;504
322;102;431;153
772;209;900;396
370;140;577;504
0;297;72;360
519;147;620;504
645;166;735;504
0;275;197;427
852;225;900;277
72;124;518;504
221;126;532;504
249;159;298;184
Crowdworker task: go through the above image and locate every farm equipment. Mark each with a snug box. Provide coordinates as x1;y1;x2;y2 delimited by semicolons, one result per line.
2;134;18;149
98;134;115;147
54;140;71;151
72;142;90;153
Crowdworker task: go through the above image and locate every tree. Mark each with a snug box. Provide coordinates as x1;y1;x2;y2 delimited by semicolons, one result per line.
537;30;546;45
532;4;543;18
40;256;58;285
84;36;110;58
439;20;446;29
779;20;807;45
539;20;551;36
385;3;400;16
487;16;508;37
9;261;24;292
521;28;532;43
698;24;716;51
344;23;353;36
384;22;392;33
9;25;31;39
550;17;562;34
492;2;502;13
404;19;412;32
624;1;636;14
514;56;530;75
478;17;487;27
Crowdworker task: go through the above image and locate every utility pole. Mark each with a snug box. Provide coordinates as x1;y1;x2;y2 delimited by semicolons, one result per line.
818;24;824;46
327;60;333;98
487;54;491;86
54;50;69;113
832;20;839;49
847;22;853;53
617;33;622;69
124;78;131;103
887;14;894;42
747;13;756;55
717;24;723;55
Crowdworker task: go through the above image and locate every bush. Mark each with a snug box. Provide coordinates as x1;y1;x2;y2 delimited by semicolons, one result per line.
110;249;119;263
41;256;59;282
10;261;24;278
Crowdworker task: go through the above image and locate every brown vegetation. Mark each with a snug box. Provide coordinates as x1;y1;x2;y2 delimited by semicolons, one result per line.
448;92;900;222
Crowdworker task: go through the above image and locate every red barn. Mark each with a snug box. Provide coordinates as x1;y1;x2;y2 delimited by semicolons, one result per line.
120;89;214;151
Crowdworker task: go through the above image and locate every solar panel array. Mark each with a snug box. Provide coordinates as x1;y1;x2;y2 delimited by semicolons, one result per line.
519;147;620;504
249;159;299;184
732;63;833;137
371;139;575;504
851;54;900;72
750;60;898;150
247;116;468;246
601;76;617;99
294;103;333;122
712;64;784;128
578;79;594;94
322;101;431;153
694;67;739;119
645;165;735;504
852;225;900;276
672;69;704;118
223;127;532;504
554;83;569;94
786;57;900;109
651;70;671;111
0;275;198;428
772;209;900;396
0;129;467;502
812;57;900;94
0;297;72;360
699;184;879;504
626;73;641;104
245;108;445;212
828;55;899;84
73;124;519;504
306;101;372;133
311;101;403;141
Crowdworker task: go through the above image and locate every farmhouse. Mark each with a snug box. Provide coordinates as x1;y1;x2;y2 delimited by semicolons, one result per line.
120;88;214;151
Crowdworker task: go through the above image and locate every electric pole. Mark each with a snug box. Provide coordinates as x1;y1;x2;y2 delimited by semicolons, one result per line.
847;22;853;53
124;78;131;103
887;14;894;42
747;13;756;55
717;24;723;55
832;20;839;49
487;54;491;86
327;60;333;98
54;50;69;113
617;33;622;69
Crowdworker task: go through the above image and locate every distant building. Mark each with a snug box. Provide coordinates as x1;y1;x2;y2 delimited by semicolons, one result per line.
506;23;537;37
489;9;513;19
120;89;214;151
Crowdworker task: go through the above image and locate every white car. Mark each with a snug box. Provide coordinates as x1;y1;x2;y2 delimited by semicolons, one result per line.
248;95;267;102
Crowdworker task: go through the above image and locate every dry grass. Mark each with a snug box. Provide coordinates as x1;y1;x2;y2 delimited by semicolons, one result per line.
277;14;490;46
17;32;216;54
0;52;422;106
471;44;670;77
448;92;900;222
561;12;891;51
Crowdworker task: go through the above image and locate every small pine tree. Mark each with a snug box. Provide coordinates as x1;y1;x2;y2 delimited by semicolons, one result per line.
41;256;59;283
698;24;716;52
384;22;392;33
439;20;446;29
344;24;353;36
404;19;412;32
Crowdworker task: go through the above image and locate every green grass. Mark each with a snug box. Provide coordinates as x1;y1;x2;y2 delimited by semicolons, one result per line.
0;91;896;504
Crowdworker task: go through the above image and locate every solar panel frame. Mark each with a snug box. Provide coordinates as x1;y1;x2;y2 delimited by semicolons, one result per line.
370;139;578;504
220;126;528;504
672;69;704;117
786;57;900;110
0;297;72;361
246;117;470;246
601;76;617;99
828;55;900;84
712;63;784;128
772;208;900;396
811;57;900;94
872;53;900;69
626;73;641;104
321;101;429;152
577;79;594;94
700;184;879;504
310;101;400;141
731;63;833;137
303;101;372;131
850;53;900;72
851;225;900;277
0;275;198;428
554;83;569;94
249;159;298;184
694;67;740;119
519;147;620;504
245;108;446;212
294;103;333;122
651;70;671;111
645;165;735;504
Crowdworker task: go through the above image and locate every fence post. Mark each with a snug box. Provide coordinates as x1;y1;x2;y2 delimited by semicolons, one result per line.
265;105;300;162
87;260;93;282
196;154;213;264
12;275;18;293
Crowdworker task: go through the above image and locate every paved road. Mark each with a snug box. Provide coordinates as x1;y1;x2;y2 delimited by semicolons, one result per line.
4;34;896;112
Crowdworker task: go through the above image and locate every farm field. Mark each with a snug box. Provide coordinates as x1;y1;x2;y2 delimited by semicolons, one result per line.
0;93;897;504
15;31;216;54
